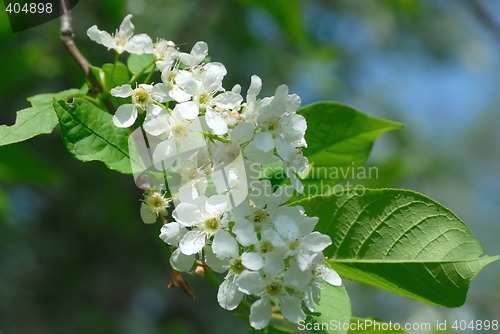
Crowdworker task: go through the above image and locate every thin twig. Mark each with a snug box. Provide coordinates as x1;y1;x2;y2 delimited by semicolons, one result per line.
59;0;115;113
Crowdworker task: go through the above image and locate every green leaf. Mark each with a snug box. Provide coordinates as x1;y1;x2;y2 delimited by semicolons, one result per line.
295;189;500;307
347;317;410;334
296;102;402;199
0;88;83;146
127;53;155;75
90;62;130;92
300;102;403;168
297;102;403;197
103;62;130;88
307;285;351;334
53;98;140;174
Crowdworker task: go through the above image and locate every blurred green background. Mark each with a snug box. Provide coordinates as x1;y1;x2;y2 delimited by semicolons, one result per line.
1;0;499;333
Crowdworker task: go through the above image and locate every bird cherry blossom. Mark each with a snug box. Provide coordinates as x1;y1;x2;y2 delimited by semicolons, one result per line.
88;15;342;330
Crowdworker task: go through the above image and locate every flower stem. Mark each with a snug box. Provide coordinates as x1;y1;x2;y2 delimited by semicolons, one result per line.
143;67;155;84
203;132;230;143
204;270;222;287
110;52;120;87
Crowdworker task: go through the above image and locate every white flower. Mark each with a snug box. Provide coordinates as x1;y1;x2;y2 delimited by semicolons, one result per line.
154;66;192;103
229;121;254;146
173;62;229;122
242;75;263;123
302;253;342;312
177;159;210;202
151;110;206;170
250;180;292;213
237;270;306;329
140;190;172;224
176;41;208;68
273;207;330;267
87;14;153;54
160;221;187;247
170;248;196;272
153;39;178;62
111;84;165;129
172;195;234;257
243;85;305;165
217;246;264;311
283;152;308;193
172;61;243;133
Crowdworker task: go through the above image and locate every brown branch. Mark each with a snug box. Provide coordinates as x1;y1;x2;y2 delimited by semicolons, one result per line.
59;0;115;113
168;269;196;300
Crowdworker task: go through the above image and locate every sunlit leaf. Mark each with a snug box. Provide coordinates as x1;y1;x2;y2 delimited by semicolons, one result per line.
127;53;155;75
0;88;82;146
54;98;140;174
307;285;351;334
295;189;500;307
297;102;403;198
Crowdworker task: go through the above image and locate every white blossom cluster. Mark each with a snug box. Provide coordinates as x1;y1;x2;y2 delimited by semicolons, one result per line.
88;15;341;329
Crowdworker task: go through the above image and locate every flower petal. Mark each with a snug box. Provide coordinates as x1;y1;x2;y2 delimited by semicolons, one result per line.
169;86;192;103
174;70;198;96
177;41;208;67
111;84;133;98
113;104;137;128
241;252;264;271
243;132;275;162
170;248;195;272
230;122;254;145
174;101;199;120
275;215;300;241
152;139;177;169
284;262;312;290
217;277;244;310
204;246;229;272
263;250;285;279
159;222;186;246
233;218;258;246
302;232;332;253
213;91;243;109
143;113;169;136
275;136;296;162
119;14;134;38
212;230;238;259
127;34;154;54
280;295;306;323
179;230;206;255
202;62;226;93
87;26;113;48
205;109;228;135
320;265;342;286
236;271;265;295
140;202;157;224
191;41;209;62
151;83;171;102
172;202;202;227
247;75;262;98
249;298;272;330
